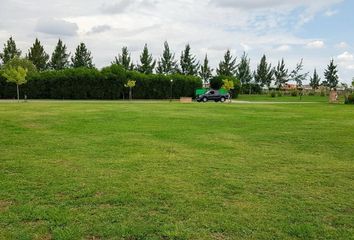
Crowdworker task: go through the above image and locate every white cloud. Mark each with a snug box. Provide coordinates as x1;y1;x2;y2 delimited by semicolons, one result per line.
335;42;348;49
275;45;291;52
306;40;325;49
324;9;338;16
337;51;354;62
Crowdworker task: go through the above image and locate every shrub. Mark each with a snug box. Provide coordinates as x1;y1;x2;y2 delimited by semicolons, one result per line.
345;94;354;104
0;65;203;100
291;90;298;97
277;91;283;97
210;75;241;98
270;91;276;98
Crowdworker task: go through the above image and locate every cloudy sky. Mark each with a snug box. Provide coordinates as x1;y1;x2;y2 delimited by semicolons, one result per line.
0;0;353;83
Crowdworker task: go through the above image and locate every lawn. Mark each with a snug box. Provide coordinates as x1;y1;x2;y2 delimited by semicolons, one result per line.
237;94;332;102
0;101;353;239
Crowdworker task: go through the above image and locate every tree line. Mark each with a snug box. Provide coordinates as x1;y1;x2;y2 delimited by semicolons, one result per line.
0;36;341;96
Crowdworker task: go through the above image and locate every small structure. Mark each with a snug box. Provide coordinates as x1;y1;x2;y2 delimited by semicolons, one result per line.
329;90;339;103
180;97;192;103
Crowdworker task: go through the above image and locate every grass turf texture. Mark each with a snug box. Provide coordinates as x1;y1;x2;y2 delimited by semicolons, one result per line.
0;101;353;239
236;95;333;102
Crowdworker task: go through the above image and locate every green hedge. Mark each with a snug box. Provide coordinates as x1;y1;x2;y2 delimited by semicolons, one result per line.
0;65;202;99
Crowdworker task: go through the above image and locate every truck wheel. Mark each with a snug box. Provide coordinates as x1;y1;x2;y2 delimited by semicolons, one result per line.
203;97;208;102
220;97;225;102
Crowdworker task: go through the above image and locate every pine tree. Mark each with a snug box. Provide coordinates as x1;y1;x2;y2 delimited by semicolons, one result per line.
50;39;70;70
254;54;273;87
236;52;252;85
0;37;22;65
137;44;156;74
216;50;237;77
199;54;213;84
324;59;339;89
274;59;288;89
27;38;49;71
290;59;308;89
156;41;178;74
309;69;321;90
71;43;94;68
180;44;199;76
113;46;134;70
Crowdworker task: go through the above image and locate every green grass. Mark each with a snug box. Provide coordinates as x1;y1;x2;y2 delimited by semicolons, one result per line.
237;94;332;102
0;101;353;239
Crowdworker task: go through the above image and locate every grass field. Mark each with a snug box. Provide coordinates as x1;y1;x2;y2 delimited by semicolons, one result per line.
0;101;353;239
236;94;333;102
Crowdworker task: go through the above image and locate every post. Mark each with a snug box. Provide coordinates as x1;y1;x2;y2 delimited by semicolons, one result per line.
17;84;20;102
170;79;173;102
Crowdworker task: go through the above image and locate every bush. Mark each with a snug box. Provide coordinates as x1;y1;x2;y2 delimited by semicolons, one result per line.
308;92;315;96
345;94;354;104
270;91;276;98
241;83;262;94
209;75;241;98
291;90;298;97
277;91;283;97
0;65;202;99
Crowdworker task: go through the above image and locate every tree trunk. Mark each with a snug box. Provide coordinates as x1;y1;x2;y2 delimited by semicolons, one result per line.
17;84;20;102
129;88;132;101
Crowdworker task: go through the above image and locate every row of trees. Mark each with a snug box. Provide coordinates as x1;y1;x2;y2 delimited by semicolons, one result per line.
0;37;342;99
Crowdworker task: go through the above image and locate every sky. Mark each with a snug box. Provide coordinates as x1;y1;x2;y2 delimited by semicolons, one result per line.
0;0;354;84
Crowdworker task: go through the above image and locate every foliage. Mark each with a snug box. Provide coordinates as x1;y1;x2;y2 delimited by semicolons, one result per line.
137;44;156;74
180;44;199;76
50;39;70;70
290;59;308;89
156;41;178;74
324;59;339;89
0;36;22;65
27;38;49;71
113;46;134;70
241;83;262;94
216;49;237;77
254;54;273;87
71;42;94;68
345;93;354;104
309;69;321;90
236;52;252;85
210;75;240;98
198;54;213;84
222;79;234;91
2;65;27;86
124;79;136;100
274;59;288;89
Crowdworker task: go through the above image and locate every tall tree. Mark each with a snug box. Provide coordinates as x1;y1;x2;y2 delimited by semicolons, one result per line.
217;50;237;77
254;54;273;87
71;43;94;68
236;52;252;85
156;41;178;74
27;38;49;71
198;54;213;84
324;59;339;89
137;44;156;74
309;69;321;90
50;39;70;70
0;37;22;65
112;46;134;70
180;44;199;76
274;59;288;89
290;59;308;89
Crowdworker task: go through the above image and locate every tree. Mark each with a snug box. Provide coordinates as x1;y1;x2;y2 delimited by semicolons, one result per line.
113;46;134;70
254;54;273;87
137;44;156;74
71;43;94;68
50;39;70;70
198;54;213;85
236;52;252;85
1;57;35;101
222;79;235;102
290;59;308;89
124;80;136;100
309;69;321;91
27;38;49;71
324;59;339;89
217;50;237;77
180;44;199;76
156;41;178;74
274;59;288;89
0;37;22;65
